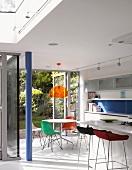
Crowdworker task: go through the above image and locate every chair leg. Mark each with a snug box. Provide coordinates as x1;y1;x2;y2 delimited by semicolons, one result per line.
111;141;113;170
88;135;91;170
95;138;100;170
102;139;107;161
38;131;42;146
84;134;89;150
123;141;129;170
51;136;53;152
48;137;50;147
54;135;63;150
76;132;80;146
42;135;48;150
77;134;83;169
106;141;110;170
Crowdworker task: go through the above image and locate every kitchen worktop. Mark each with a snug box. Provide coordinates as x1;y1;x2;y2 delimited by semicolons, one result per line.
85;111;132;119
80;120;132;134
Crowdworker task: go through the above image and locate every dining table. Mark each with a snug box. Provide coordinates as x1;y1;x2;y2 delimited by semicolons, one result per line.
42;118;77;148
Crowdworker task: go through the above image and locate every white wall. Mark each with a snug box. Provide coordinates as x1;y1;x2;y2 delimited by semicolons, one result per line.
80;60;132;114
79;70;88;121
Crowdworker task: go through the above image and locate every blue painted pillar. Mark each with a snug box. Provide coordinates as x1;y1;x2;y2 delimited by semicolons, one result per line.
25;52;32;161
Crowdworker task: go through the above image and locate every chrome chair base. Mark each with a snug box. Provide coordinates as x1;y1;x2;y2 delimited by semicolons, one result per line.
95;139;129;170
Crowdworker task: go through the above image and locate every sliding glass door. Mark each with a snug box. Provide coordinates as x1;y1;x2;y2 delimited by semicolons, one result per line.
7;55;20;159
1;53;20;160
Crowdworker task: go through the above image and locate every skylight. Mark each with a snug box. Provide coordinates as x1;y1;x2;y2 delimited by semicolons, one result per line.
0;0;23;13
0;0;62;43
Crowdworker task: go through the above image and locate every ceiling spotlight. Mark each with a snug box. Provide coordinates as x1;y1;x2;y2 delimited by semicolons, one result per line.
117;58;121;66
97;63;100;70
48;43;58;46
25;12;30;19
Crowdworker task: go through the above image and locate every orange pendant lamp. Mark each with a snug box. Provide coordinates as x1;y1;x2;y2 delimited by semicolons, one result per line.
49;85;68;98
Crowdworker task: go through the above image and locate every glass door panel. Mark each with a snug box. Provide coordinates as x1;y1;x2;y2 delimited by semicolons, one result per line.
7;55;19;158
53;72;67;130
70;72;79;120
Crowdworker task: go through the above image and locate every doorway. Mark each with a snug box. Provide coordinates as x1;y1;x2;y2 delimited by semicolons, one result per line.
52;71;79;130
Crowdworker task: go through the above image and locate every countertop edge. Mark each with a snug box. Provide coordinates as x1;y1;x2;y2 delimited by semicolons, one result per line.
85;111;132;118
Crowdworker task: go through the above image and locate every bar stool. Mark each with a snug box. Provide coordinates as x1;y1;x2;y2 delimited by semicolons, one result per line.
93;130;129;170
77;126;106;170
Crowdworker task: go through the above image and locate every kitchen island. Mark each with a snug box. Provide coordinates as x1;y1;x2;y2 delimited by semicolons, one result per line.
85;111;132;122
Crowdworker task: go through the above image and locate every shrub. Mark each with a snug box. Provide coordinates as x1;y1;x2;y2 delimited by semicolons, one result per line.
19;88;43;114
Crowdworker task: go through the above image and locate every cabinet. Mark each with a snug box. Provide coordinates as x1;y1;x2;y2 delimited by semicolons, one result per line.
85;78;114;91
114;74;132;89
99;78;114;90
85;74;132;92
85;79;99;91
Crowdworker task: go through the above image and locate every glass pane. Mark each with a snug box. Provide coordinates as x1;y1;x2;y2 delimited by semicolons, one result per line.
7;55;19;158
70;72;79;120
99;78;114;90
115;76;132;88
0;0;23;13
54;74;64;118
53;73;65;131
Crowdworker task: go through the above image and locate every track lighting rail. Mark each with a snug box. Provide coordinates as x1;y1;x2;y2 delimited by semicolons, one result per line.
73;54;132;71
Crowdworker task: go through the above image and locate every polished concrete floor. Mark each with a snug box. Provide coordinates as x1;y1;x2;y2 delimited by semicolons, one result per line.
0;135;122;170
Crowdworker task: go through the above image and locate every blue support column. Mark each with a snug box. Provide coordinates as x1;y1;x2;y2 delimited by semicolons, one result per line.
25;51;32;161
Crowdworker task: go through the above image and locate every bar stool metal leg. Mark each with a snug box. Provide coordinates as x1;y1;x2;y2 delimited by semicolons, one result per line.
84;134;89;150
88;135;91;170
111;141;113;170
95;138;100;170
95;138;107;170
123;141;128;170
77;133;83;169
106;141;110;170
94;130;129;170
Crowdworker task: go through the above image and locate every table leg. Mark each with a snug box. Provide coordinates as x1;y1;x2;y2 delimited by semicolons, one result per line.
60;123;74;148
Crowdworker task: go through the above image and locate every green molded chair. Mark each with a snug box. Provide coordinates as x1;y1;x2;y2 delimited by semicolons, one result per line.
41;121;62;152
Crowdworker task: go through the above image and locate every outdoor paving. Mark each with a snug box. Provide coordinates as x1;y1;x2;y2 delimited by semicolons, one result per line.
19;129;26;139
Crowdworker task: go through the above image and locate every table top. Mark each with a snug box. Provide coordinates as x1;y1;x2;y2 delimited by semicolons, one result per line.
42;118;77;123
79;120;132;134
32;128;41;132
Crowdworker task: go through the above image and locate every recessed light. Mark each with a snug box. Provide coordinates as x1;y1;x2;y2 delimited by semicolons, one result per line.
48;43;58;46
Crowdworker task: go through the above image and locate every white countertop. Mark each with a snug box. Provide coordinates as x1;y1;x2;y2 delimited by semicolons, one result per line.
85;111;132;119
79;120;132;134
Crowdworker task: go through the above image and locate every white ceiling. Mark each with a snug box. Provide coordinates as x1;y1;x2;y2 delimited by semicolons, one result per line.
1;0;132;71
